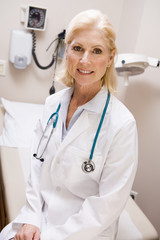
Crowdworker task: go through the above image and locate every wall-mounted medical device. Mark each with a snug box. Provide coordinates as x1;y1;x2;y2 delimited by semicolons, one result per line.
21;5;47;31
9;30;32;69
10;4;64;76
9;5;48;70
115;53;160;85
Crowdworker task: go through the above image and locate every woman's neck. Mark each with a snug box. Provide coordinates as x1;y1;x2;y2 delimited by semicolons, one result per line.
66;81;101;129
72;81;101;107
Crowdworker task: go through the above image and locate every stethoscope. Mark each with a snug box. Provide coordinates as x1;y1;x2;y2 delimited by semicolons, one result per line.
33;91;110;173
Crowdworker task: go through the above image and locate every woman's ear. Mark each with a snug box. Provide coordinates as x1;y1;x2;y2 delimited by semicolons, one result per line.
108;49;116;66
65;44;71;61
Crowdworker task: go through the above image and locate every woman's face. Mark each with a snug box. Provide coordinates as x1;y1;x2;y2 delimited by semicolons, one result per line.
66;28;114;88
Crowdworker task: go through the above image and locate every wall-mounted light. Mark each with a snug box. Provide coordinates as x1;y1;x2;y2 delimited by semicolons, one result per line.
115;53;159;85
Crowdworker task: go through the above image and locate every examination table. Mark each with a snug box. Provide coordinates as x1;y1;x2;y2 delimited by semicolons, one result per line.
0;99;159;239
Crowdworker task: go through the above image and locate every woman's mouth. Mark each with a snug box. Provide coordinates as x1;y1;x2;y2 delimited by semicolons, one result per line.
77;69;94;75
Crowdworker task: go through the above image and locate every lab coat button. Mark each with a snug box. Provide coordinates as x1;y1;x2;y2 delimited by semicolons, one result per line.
56;186;61;192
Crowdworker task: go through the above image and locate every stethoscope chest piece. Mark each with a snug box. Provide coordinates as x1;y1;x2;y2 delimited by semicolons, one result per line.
82;161;95;173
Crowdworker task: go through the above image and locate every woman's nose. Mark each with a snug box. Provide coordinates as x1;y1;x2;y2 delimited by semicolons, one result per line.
80;51;90;63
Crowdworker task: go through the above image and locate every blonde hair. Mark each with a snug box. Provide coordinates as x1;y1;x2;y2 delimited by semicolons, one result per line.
57;9;117;93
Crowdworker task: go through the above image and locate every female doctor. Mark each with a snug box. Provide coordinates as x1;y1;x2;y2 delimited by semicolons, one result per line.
0;9;138;240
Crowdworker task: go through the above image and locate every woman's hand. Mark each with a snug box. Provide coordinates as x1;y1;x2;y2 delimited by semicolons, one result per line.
14;224;40;240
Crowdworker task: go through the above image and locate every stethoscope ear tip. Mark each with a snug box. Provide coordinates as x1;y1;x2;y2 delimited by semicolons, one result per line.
33;153;44;162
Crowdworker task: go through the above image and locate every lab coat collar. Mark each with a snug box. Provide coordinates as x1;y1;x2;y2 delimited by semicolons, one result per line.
60;87;74;107
79;87;109;114
60;86;110;114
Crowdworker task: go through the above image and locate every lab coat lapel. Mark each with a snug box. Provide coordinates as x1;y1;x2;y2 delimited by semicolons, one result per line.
59;110;90;151
50;110;90;172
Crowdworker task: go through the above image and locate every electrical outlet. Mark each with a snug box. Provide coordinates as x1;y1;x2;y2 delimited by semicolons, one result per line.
0;60;6;76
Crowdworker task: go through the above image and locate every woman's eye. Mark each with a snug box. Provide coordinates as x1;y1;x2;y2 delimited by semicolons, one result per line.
73;46;82;52
93;48;102;54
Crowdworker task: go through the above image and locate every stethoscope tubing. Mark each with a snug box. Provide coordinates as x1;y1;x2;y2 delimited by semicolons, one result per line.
33;103;61;162
34;127;54;162
33;92;110;173
81;91;110;173
89;91;110;162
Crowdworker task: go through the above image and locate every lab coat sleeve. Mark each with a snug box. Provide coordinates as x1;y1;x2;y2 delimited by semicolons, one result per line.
41;120;138;240
13;120;44;229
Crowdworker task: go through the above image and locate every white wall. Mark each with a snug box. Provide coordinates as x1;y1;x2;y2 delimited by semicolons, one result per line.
0;0;124;103
0;0;160;236
116;0;160;235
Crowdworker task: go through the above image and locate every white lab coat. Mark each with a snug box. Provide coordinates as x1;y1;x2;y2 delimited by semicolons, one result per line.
0;87;138;240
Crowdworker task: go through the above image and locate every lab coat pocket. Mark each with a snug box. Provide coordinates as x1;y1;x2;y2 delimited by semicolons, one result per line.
61;145;104;198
